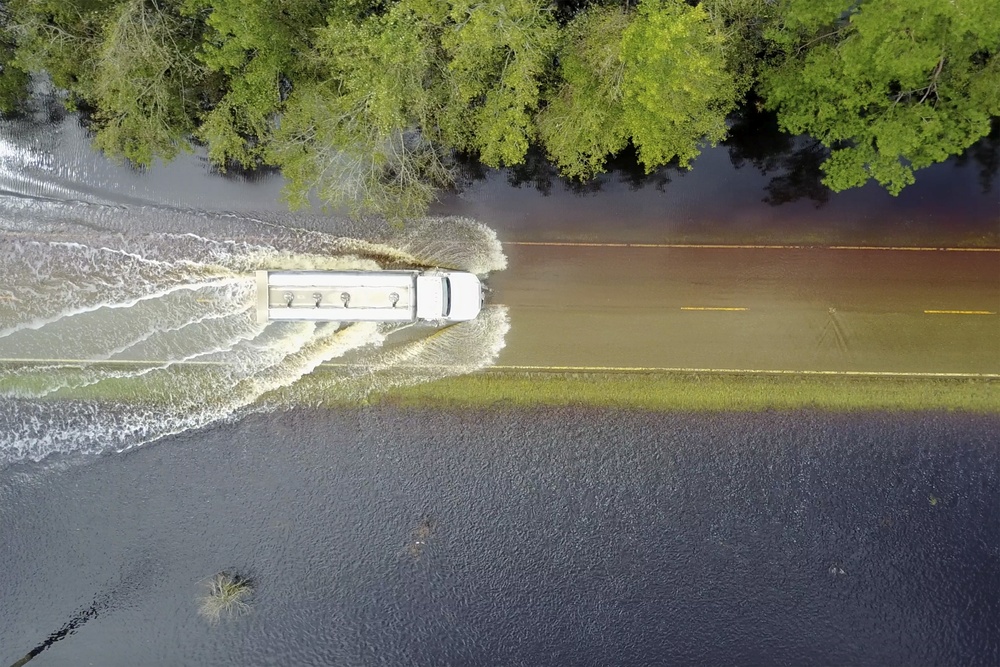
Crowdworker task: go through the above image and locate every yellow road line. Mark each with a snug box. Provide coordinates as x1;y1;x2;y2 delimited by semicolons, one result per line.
488;365;1000;378
506;242;804;249
680;307;749;311
504;241;1000;252
831;246;1000;252
924;310;997;315
1;358;997;378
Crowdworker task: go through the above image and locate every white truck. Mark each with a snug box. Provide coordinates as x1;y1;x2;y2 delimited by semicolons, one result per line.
255;270;484;324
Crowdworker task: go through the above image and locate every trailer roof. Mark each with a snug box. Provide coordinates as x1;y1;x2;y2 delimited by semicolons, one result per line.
256;270;419;323
262;270;417;289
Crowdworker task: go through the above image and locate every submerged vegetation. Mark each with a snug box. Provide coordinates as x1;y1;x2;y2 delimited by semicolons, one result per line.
0;0;998;216
6;364;997;412
197;571;253;624
378;371;1000;413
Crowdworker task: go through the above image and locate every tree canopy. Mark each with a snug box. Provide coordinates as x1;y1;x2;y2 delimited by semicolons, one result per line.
0;0;997;215
90;0;202;165
538;0;739;180
268;0;453;218
440;0;557;167
179;0;327;168
763;0;1000;194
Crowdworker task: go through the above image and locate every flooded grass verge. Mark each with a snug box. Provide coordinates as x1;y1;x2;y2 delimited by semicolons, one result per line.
2;364;997;413
376;371;1000;413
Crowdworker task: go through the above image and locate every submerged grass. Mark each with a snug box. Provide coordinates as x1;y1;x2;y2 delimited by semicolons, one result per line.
2;363;998;412
374;371;1000;413
197;572;253;624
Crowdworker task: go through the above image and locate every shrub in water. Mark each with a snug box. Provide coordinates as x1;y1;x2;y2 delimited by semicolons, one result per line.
197;571;252;624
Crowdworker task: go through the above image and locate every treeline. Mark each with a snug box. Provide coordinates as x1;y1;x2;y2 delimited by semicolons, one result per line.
0;0;998;218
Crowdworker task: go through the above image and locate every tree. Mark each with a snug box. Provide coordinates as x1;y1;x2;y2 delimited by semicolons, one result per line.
89;0;203;166
179;0;327;169
267;0;454;219
699;0;780;99
5;0;114;105
440;0;558;167
0;4;30;114
537;0;738;180
535;5;631;179
763;0;1000;195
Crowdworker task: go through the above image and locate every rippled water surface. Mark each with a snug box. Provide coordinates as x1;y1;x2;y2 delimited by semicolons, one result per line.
1;408;997;666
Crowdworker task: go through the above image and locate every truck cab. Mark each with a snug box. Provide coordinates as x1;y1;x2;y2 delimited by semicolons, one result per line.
415;272;484;321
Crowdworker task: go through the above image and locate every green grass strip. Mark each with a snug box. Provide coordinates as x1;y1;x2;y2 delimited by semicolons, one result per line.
3;364;997;412
379;371;1000;413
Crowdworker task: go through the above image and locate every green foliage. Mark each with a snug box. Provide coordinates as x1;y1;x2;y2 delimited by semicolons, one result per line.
4;0;997;214
89;0;203;166
6;0;113;104
0;6;30;114
317;0;444;136
267;0;453;219
536;6;631;179
180;0;327;168
539;0;738;179
441;0;557;167
699;0;781;97
764;0;1000;195
622;0;737;171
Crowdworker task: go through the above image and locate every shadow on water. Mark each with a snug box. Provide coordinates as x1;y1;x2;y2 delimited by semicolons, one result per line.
455;101;998;210
452;99;840;208
453;144;685;199
437;102;998;246
6;564;146;667
952;117;1000;194
7;593;109;667
723;98;834;208
452;100;829;204
725;104;1000;204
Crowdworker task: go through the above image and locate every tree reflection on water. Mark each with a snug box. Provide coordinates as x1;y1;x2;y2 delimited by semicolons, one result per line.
952;118;999;194
451;102;1000;210
723;97;831;208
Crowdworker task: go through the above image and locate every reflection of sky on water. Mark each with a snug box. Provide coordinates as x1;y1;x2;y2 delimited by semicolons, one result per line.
0;114;288;211
2;407;998;665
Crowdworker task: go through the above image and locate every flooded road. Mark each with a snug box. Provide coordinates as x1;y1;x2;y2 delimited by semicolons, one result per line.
491;243;1000;375
0;222;509;466
0;99;997;465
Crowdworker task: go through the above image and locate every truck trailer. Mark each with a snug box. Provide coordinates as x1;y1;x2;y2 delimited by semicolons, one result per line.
255;270;484;324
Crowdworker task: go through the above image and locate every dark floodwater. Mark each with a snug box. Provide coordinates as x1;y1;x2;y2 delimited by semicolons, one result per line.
1;408;998;666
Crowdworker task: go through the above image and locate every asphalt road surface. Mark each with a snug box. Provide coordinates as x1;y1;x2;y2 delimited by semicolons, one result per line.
1;241;996;378
489;243;1000;376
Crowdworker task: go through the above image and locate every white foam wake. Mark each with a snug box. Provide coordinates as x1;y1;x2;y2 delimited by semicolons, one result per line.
0;227;508;469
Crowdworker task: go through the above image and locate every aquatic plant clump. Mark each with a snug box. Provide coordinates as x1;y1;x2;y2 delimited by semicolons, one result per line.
197;572;253;624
